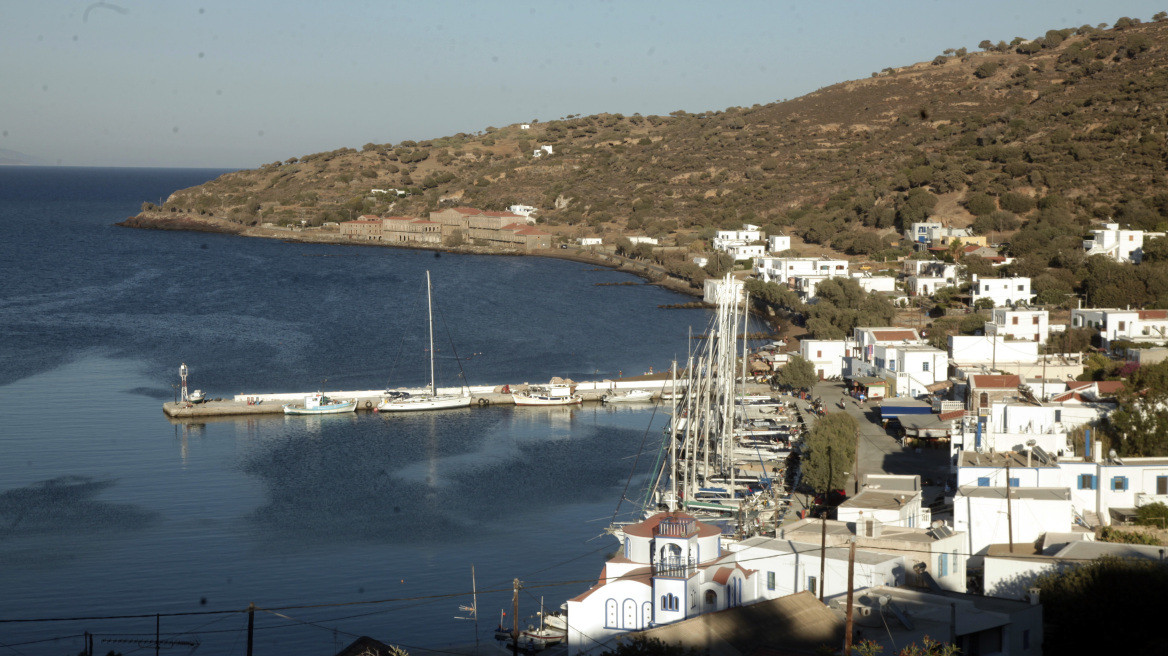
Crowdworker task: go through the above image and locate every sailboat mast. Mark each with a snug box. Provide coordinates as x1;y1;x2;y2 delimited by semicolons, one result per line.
427;270;436;396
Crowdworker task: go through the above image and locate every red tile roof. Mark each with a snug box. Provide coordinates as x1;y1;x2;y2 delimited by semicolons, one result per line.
970;374;1021;389
1066;381;1125;395
514;227;551;236
939;410;965;422
870;329;918;342
1138;310;1168;320
344;219;381;224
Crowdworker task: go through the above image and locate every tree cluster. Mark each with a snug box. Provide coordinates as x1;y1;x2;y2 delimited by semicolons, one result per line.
802;412;858;494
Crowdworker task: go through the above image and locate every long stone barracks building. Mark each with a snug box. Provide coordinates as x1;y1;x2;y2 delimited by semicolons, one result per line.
340;207;551;251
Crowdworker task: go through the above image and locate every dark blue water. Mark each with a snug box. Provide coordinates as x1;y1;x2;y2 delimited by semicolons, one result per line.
0;167;711;655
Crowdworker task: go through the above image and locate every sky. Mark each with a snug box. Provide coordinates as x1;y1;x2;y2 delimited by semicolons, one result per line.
3;1;1166;169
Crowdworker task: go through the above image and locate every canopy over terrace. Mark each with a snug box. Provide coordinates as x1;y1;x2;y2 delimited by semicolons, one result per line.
846;375;887;398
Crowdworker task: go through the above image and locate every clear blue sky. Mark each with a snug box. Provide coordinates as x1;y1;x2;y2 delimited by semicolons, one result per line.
3;1;1164;168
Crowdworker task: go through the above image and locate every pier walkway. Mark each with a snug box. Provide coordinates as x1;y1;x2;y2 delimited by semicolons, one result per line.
163;378;682;418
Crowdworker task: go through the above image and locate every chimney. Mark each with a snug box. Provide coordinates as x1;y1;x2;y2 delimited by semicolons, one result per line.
1085;429;1091;460
1094;440;1103;464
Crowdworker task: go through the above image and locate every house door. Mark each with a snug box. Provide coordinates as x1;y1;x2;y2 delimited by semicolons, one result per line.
704;590;717;612
818;369;824;380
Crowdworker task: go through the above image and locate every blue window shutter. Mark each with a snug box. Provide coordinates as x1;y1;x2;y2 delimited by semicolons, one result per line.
978;477;990;487
1124;476;1130;490
1009;477;1020;487
940;553;948;577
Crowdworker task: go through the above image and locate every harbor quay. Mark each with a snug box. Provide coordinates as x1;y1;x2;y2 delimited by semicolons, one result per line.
162;378;686;418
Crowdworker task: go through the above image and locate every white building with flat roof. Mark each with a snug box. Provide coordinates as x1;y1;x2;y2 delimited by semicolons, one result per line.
755;257;848;286
986;307;1050;345
799;339;848;380
971;275;1033;307
1070;307;1168;350
767;234;791;253
1082;222;1164;263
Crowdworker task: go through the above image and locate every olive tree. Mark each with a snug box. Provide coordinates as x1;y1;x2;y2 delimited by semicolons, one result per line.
802;412;858;494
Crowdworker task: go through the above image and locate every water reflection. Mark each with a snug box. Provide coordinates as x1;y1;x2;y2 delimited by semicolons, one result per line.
0;476;159;567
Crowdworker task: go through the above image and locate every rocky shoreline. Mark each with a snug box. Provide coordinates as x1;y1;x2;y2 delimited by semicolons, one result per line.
117;212;704;299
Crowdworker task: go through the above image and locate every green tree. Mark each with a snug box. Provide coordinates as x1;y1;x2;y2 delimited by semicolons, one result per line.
978;39;994;50
974;62;999;78
1035;556;1168;654
1103;359;1168;456
776;355;817;390
803;412;858;494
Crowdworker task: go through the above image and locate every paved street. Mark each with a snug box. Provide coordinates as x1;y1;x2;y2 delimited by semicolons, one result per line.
810;381;952;505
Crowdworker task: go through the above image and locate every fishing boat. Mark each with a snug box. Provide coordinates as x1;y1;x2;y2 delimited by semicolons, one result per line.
283;392;356;415
495;599;567;652
188;389;206;403
601;389;653;404
512;383;582;406
378;271;473;412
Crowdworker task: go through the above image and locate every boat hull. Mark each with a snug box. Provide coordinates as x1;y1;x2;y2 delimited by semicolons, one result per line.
377;395;472;412
602;390;653;404
282;401;356;415
512;393;583;406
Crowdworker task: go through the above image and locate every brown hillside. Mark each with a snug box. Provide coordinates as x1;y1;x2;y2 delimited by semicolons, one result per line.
139;20;1168;261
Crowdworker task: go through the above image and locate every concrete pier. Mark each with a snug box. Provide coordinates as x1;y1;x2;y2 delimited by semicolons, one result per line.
162;378;685;418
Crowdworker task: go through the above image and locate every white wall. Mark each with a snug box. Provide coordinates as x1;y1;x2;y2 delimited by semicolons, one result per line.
953;491;1072;555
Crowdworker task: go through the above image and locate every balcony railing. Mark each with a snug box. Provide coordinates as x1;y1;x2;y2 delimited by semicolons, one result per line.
652;557;696;579
655;517;697;538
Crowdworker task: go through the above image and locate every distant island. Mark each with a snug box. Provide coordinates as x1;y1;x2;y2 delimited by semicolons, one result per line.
0;148;47;166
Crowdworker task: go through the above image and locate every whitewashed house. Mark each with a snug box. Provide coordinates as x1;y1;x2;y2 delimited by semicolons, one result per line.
849;328;945;398
905;221;943;245
905;275;953;297
953;484;1073;556
971;275;1033;307
1070;307;1168;350
853;273;897;294
507;204;537;218
767;234;791;253
578;237;603;247
799;339;848;380
754;257;849;290
984;539;1164;601
627;236;658;245
725;243;766;261
1082;222;1164;263
779;516;967;592
986;307;1050;345
836;475;929;530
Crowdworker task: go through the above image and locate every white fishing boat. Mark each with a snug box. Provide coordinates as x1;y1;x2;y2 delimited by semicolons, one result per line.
283;392;356;415
378;271;473;412
512;383;582;406
601;389;653;404
188;389;206;403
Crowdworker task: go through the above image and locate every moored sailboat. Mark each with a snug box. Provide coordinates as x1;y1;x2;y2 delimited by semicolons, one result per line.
378;271;473;412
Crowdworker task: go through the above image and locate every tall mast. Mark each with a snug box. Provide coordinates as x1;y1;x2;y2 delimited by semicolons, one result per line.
427;270;436;396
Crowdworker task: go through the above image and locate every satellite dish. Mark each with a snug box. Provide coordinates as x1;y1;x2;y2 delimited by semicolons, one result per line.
1026;439;1036;447
1109;449;1118;460
878;595;891;607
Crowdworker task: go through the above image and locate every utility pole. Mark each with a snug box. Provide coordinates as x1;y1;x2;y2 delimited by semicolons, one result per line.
1006;462;1014;551
511;579;521;655
844;539;857;656
247;603;255;656
819;512;827;602
991;334;997;371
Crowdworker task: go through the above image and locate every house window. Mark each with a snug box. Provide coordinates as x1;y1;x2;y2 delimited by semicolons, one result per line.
1119;321;1126;331
1017;284;1025;291
1157;476;1168;496
1012;317;1019;325
978;477;990;487
1112;477;1129;492
980;392;989;408
767;571;776;591
807;575;818;597
940;552;949;578
922;361;929;372
1078;474;1097;490
1009;477;1020;487
817;350;822;358
1033;316;1040;325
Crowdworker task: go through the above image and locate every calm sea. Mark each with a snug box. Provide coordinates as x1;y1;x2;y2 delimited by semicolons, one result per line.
0;167;723;655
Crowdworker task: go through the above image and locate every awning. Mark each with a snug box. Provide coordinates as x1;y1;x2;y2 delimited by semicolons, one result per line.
925;380;953;392
848;376;887;386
